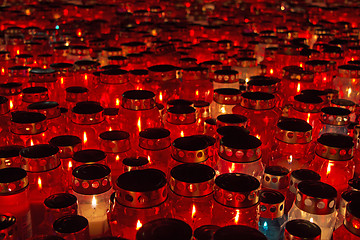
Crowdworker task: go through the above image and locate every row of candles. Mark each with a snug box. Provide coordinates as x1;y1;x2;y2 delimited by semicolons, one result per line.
2;0;360;239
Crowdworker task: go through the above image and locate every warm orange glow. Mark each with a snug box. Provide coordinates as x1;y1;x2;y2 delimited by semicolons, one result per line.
84;73;88;81
352;57;355;61
83;132;88;144
77;30;82;37
38;177;42;190
115;155;120;162
43;65;47;69
16;49;20;55
30;139;34;146
136;220;142;230
137;117;142;132
1;67;4;74
306;113;311;124
296;83;301;93
288;155;293;163
116;98;120;107
9;100;13;110
159;91;163;102
234;209;240;224
195;90;199;97
299;63;303;68
147;155;152;164
229;163;236;173
256;134;260;140
109;127;112;131
180;131;185;137
191;204;196;219
270;68;274;75
91;195;97;208
60;77;64;85
326;162;334;176
323;76;327;82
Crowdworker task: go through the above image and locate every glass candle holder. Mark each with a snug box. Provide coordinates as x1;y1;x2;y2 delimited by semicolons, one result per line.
119;90;163;144
0;215;17;240
50;63;74;91
180;67;213;103
168;163;215;229
121;156;149;173
216;114;247;128
29;68;60;103
170;136;209;170
199;60;223;82
138;128;171;173
333;65;360;104
73;60;99;90
212;173;261;228
333;200;360;239
217;134;264;181
8;66;30;85
65;87;89;111
233;57;261;80
164;105;197;139
72;164;112;238
284;219;321;240
72;149;107;168
9;111;48;147
262;166;289;201
270;117;313;171
136;218;192;240
318;107;351;137
213;69;239;90
194;101;212;134
109;169;168;240
308;133;355;201
232;91;279;165
37;193;78;236
288;181;337;240
70;101;107;149
0;168;32;240
0;145;23;169
20;144;65;232
21;87;49;110
211;88;241;118
330;99;356;122
53;215;90;240
213;225;267;240
258;190;286;240
0;82;22;111
336;191;360;230
304;60;333;89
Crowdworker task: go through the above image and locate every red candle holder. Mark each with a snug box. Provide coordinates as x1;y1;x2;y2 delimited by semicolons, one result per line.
213;69;240;91
8;66;30;85
164;105;197;139
284;219;321;240
211;88;241;118
0;168;32;240
73;60;100;90
334;199;360;239
168;163;215;229
0;82;22;111
50;63;74;90
212;173;260;228
0;215;17;240
180;67;213;103
193;225;220;240
0;145;23;169
0;96;11;137
65;87;89;110
109;169;169;239
53;215;90;240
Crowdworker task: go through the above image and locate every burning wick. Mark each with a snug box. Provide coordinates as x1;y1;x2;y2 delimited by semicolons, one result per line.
191;204;196;220
234;209;240;224
91;195;97;209
37;177;42;190
136;220;142;230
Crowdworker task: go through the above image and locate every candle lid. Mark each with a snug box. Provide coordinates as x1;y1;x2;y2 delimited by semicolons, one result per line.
338;64;360;78
73;149;106;164
213;225;267;240
305;60;331;73
290;169;321;194
53;215;89;235
65;87;89;103
122;157;149;172
344;200;360;236
194;225;220;240
216;114;247;128
22;86;49;103
282;66;314;82
194;101;211;119
0;145;23;168
20;144;60;172
213;88;241;105
204;118;216;135
295;181;337;215
166;105;196;125
340;191;360;218
331;99;356;113
320;107;350;126
248;76;281;93
71;101;104;125
122;90;156;110
213;69;239;83
263;166;289;190
136;218;192;240
50;62;74;73
239;92;276;110
219;134;261;163
129;69;149;83
139;128;171;150
276;117;312;144
0;215;16;239
293;94;323;113
70;46;91;56
100;69;129;84
27;101;61;119
284;219;321;240
49;135;82;159
216;126;250;138
170;163;215;197
72;164;111;195
8;66;30;77
99;131;130;153
116;169;167;208
214;173;260;208
44;193;78;218
0;82;22;96
172;136;208;163
182;67;208;81
0;167;28;195
148;64;177;81
260;190;285;219
11;111;47;135
236;57;257;67
315;133;354;160
29;68;56;83
0;96;9;115
108;56;128;67
199;60;222;73
74;60;99;72
167;99;193;109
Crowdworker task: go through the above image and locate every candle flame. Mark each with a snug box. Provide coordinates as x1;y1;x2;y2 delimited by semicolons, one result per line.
16;50;20;55
92;195;97;208
326;162;334;176
116;98;120;107
109;127;112;131
60;77;64;85
1;67;4;74
136;220;142;230
84;74;88;81
270;68;273;75
230;163;236;173
116;155;120;162
288;155;293;163
297;83;301;93
191;204;196;219
68;160;72;169
30;139;34;146
220;106;226;114
147;155;152;164
180;131;184;137
300;63;303;68
347;88;352;98
137;117;141;132
159;91;163;102
195;90;199;97
83;132;88;144
77;30;82;37
38;177;42;190
306;113;311;124
352;57;355;61
256;134;260;140
245;77;249;84
310;217;314;223
234;209;240;224
9;100;13;110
